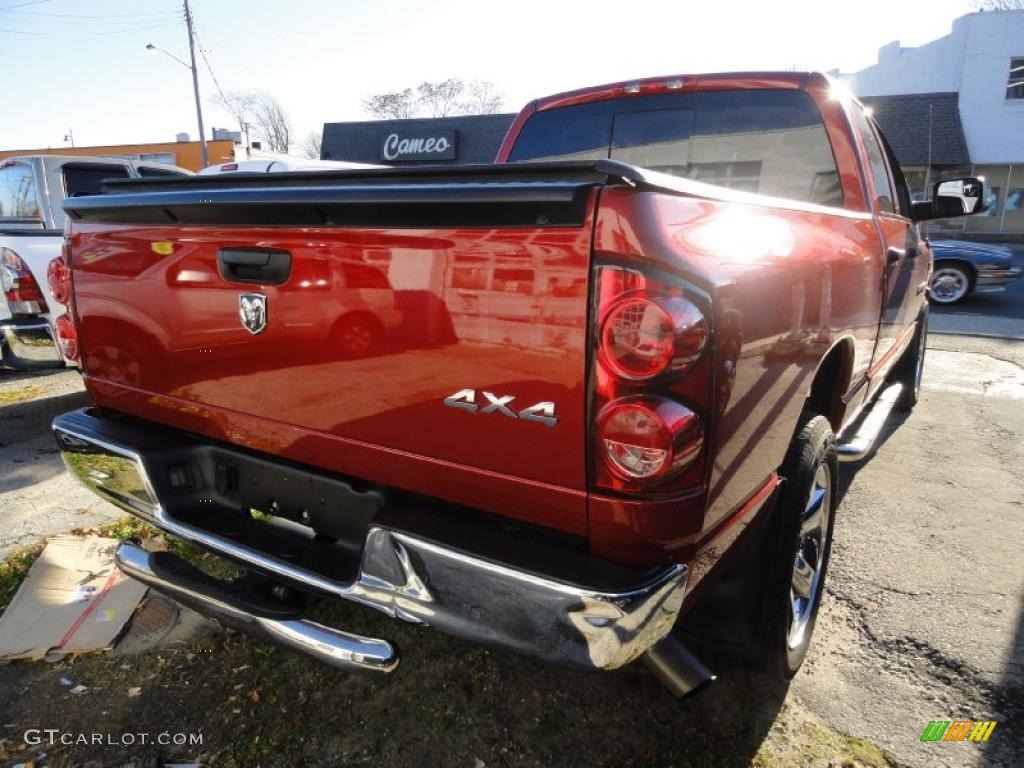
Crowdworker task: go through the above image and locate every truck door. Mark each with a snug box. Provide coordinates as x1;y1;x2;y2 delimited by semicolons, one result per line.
877;126;928;328
852;105;919;393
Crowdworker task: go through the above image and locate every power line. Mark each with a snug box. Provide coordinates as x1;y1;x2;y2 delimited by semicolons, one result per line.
0;24;44;33
0;7;177;18
90;20;180;36
194;29;229;104
0;19;180;35
0;0;53;10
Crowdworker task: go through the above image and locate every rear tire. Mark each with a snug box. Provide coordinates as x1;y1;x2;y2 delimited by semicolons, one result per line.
892;307;928;412
759;412;838;680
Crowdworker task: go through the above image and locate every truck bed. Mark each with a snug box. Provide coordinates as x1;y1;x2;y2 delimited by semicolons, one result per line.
63;162;647;536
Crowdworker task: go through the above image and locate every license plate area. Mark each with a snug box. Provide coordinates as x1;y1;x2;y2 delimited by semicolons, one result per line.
143;437;384;585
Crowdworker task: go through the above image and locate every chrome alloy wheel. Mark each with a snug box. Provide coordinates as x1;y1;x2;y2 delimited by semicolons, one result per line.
787;462;831;650
930;267;970;304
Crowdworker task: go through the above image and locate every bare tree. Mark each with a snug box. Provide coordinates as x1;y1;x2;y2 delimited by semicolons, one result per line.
299;131;323;160
248;92;291;154
459;81;503;114
972;0;1023;8
362;79;505;119
416;78;465;117
362;89;416;119
211;90;254;133
211;90;291;154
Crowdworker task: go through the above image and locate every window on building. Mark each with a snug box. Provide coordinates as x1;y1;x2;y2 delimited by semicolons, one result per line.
138;152;177;164
1007;57;1024;100
137;167;188;178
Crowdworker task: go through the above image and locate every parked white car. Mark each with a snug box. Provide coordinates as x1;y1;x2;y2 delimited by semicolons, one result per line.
198;158;383;175
0;155;191;369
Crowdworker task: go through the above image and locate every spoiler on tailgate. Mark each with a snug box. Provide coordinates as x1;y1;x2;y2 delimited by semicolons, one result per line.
62;159;863;228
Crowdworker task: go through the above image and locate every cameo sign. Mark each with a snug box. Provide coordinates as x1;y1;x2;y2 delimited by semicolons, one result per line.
380;130;457;162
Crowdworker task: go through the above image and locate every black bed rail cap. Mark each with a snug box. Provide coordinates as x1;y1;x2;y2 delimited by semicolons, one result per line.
60;160;652;229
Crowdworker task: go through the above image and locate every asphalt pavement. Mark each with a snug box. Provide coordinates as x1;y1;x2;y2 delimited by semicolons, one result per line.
930;243;1024;339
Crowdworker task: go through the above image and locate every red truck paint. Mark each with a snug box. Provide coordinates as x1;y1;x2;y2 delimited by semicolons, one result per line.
65;71;931;589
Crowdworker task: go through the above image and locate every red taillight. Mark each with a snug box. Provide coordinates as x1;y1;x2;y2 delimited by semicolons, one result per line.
599;295;706;380
0;247;45;312
597;397;703;480
49;238;79;362
220;163;238;171
47;256;71;306
54;313;79;361
591;266;710;493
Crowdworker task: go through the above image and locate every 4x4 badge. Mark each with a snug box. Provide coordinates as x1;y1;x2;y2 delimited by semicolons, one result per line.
443;389;557;427
239;293;268;335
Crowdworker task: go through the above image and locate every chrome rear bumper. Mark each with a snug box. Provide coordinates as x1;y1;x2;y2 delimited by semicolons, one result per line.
53;408;688;673
0;318;62;369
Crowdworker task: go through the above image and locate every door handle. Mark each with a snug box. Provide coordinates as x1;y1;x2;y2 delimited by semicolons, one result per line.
218;248;291;285
886;247;905;265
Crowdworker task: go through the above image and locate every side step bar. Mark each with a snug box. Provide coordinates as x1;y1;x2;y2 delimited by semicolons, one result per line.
837;382;903;462
114;542;399;674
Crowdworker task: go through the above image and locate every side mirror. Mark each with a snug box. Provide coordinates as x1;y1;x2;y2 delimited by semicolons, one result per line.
911;177;988;222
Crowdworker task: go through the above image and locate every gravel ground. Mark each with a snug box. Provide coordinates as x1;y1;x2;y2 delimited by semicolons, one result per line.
0;333;1021;767
0;369;117;559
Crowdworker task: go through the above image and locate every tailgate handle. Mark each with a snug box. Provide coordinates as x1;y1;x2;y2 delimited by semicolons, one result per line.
218;248;291;286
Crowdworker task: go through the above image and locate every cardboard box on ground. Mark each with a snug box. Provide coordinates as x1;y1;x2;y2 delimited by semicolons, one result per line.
0;535;146;660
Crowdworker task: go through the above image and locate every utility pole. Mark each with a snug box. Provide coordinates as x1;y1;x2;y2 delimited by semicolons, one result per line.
183;0;208;167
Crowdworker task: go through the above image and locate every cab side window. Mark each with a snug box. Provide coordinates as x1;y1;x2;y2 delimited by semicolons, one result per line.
0;164;40;219
852;106;895;214
875;125;912;216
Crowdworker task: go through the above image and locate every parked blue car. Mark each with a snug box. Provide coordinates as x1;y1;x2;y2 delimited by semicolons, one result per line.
928;240;1022;304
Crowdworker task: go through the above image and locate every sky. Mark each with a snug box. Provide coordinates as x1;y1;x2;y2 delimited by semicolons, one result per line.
0;0;977;153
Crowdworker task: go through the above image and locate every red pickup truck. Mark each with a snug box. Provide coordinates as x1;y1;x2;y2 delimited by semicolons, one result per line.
53;72;986;694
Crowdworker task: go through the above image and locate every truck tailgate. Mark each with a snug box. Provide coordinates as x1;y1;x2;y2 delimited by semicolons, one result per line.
64;165;606;534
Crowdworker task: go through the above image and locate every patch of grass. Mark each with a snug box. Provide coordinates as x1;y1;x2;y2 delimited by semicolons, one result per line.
83;515;243;580
0;515;243;617
752;721;897;768
0;542;46;611
0;384;45;406
839;732;894;767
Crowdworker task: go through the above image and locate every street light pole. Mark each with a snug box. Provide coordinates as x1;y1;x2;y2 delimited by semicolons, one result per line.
182;0;208;168
146;7;208;167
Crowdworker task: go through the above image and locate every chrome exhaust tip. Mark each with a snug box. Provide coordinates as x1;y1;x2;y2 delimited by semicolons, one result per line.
114;541;398;674
642;635;716;698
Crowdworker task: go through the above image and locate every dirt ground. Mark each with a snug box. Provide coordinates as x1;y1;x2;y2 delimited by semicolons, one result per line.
0;332;1021;767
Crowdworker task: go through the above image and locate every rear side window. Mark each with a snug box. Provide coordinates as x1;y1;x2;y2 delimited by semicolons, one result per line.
0;164;40;219
62;163;131;197
509;89;844;207
506;100;611;163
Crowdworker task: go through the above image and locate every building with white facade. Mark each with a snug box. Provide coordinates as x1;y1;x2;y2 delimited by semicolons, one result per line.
840;9;1024;236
